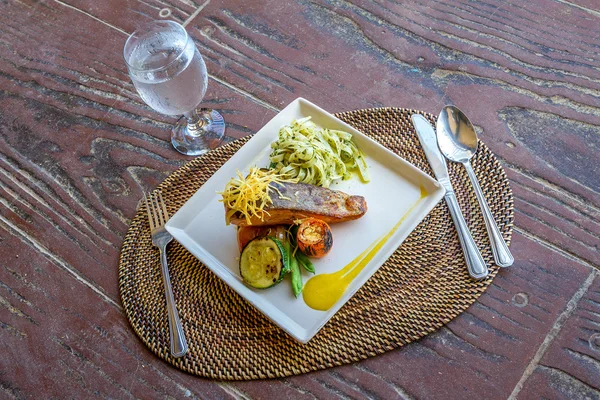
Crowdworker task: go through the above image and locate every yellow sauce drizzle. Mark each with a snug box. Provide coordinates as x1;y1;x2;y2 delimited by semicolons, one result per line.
303;185;428;311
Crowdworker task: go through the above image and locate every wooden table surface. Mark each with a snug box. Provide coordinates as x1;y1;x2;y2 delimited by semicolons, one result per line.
2;0;599;398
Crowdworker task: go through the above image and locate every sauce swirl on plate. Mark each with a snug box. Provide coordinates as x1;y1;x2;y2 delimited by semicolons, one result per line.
303;186;428;311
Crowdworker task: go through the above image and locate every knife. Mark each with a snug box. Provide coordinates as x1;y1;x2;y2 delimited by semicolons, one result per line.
411;114;489;279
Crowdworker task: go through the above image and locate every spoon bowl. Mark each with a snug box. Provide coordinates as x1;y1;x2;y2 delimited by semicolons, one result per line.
436;106;478;163
436;105;514;267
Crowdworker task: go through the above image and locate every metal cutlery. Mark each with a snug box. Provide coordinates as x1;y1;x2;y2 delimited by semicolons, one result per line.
411;114;489;279
145;191;188;358
436;106;514;267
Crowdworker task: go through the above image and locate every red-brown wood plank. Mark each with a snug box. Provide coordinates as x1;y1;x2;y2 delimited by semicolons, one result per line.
0;231;235;399
517;272;599;397
1;0;599;398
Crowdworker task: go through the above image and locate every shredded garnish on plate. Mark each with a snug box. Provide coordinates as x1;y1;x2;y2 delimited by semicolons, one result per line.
269;117;370;188
218;167;297;225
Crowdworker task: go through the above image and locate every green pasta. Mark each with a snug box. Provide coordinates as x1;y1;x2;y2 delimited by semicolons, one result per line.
269;117;370;188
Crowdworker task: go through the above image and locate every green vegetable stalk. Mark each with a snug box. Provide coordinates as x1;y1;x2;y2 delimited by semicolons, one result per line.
296;251;315;274
272;237;290;275
290;253;303;298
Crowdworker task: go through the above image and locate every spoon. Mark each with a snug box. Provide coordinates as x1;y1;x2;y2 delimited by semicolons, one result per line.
436;106;514;267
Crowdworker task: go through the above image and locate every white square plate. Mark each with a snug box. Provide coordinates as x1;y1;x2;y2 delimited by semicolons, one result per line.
166;98;445;343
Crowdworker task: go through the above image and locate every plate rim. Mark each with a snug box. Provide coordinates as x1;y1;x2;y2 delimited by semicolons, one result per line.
166;97;445;343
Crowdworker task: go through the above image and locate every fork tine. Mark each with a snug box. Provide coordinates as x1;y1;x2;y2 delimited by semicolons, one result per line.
151;192;164;226
158;191;169;222
144;193;155;231
147;192;160;230
146;190;170;229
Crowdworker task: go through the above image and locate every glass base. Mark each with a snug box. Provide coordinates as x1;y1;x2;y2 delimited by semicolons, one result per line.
171;109;225;156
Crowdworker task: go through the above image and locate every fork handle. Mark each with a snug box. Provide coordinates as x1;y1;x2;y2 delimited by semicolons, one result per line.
159;245;188;358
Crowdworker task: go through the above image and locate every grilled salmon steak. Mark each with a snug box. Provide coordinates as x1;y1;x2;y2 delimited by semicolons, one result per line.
227;182;367;226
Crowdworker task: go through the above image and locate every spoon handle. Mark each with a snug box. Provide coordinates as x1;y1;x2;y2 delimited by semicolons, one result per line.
445;191;489;279
464;162;514;267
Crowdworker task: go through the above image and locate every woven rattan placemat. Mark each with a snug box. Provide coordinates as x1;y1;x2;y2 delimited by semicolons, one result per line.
119;108;513;380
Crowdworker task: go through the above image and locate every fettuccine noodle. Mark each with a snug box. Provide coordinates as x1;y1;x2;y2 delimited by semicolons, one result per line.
269;117;370;188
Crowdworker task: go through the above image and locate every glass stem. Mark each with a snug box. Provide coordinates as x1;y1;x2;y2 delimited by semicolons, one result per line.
184;110;208;137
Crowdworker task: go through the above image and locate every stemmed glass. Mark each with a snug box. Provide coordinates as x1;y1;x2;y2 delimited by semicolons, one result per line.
124;20;225;156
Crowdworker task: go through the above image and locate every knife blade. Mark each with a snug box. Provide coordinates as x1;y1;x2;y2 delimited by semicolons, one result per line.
411;114;489;279
411;114;452;188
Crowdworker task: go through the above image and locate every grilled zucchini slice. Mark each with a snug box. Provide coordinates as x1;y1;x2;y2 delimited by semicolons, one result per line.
239;237;286;289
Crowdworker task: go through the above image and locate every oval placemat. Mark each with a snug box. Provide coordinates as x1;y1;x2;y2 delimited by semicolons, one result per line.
119;108;513;380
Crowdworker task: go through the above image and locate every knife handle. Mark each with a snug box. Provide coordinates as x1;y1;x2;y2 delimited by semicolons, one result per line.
444;191;489;279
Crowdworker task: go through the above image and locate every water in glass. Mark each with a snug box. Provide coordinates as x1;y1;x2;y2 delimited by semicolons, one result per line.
127;33;207;116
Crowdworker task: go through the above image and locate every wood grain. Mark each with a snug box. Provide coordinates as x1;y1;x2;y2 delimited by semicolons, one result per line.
535;273;600;391
1;0;599;398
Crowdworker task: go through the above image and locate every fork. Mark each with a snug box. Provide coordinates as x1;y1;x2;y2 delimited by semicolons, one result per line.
145;191;188;358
